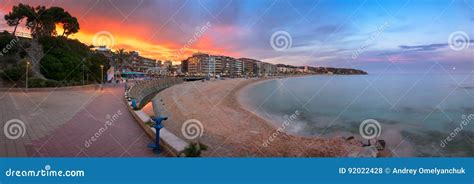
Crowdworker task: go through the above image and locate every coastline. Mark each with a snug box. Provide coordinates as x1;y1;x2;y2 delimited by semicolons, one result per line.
148;76;375;157
236;75;315;133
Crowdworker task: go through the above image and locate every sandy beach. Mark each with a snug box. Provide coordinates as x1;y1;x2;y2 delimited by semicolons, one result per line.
143;78;367;157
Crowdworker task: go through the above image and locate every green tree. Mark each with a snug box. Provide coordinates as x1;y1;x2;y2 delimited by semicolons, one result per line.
25;5;47;38
87;53;110;83
167;64;175;75
61;16;79;37
39;37;96;83
1;60;32;83
3;3;34;36
115;48;128;71
0;32;19;55
17;5;80;38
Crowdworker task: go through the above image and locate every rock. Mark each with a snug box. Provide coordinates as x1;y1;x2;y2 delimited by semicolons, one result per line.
344;136;354;141
349;146;378;157
375;139;386;151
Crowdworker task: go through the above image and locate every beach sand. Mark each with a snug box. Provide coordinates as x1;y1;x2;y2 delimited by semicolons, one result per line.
143;78;367;157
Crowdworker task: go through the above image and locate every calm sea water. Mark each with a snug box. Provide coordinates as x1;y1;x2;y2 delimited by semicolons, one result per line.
241;74;474;157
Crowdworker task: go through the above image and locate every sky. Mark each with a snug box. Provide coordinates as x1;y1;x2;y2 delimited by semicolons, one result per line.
0;0;472;73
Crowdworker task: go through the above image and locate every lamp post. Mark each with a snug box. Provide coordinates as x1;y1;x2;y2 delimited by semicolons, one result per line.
100;65;104;91
82;58;85;86
155;60;158;77
25;61;30;92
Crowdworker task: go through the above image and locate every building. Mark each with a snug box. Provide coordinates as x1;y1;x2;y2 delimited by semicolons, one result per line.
186;53;223;76
95;46;112;53
163;60;172;68
183;53;278;77
135;57;156;73
216;56;239;77
276;64;297;73
238;58;259;76
256;61;277;76
156;60;162;67
181;59;188;73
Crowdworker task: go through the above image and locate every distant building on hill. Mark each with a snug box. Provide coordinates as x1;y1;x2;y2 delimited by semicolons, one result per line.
276;64;297;73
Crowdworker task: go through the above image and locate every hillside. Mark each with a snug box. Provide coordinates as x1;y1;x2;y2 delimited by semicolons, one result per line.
0;32;109;88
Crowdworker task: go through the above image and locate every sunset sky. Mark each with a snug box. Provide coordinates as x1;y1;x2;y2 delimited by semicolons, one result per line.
0;0;472;73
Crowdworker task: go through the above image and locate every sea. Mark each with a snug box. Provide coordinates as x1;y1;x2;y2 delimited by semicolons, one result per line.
239;74;474;157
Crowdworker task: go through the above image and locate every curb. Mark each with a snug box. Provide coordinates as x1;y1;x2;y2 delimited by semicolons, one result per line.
0;84;100;92
124;80;187;157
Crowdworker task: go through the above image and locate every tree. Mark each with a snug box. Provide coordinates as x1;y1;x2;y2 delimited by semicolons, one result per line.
0;32;19;55
25;5;46;38
115;48;128;71
88;53;110;83
43;7;79;37
61;16;79;37
4;3;34;36
4;4;81;38
16;5;79;38
1;60;32;83
43;7;67;36
167;64;175;75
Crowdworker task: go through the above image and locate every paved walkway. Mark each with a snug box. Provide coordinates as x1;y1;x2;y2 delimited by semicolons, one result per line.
0;84;160;157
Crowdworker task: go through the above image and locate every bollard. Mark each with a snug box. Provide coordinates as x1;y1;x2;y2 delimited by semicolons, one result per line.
147;116;168;154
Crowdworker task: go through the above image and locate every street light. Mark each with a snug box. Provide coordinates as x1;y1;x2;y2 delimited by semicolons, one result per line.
100;65;104;91
26;61;30;92
82;58;85;86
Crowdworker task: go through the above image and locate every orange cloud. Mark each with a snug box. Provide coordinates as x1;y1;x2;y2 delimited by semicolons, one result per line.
3;3;239;64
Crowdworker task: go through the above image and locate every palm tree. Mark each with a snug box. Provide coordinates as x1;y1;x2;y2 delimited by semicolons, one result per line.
113;48;129;79
166;64;175;76
116;48;127;70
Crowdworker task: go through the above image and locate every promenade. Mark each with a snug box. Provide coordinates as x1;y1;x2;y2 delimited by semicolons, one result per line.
0;84;159;157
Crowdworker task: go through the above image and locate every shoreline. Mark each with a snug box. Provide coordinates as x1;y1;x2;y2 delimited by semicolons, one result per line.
236;76;309;134
148;76;383;157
